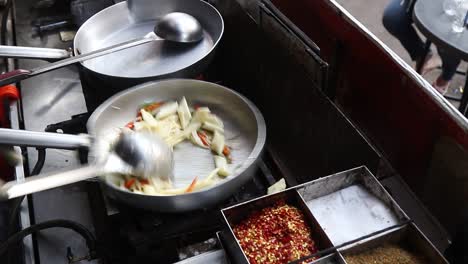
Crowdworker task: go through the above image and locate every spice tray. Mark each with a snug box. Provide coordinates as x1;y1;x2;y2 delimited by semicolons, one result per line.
296;166;409;246
220;166;448;264
221;189;334;264
338;223;448;263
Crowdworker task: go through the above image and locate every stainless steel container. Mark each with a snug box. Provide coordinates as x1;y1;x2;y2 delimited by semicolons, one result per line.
339;223;448;263
219;166;449;263
221;189;334;264
296;166;409;246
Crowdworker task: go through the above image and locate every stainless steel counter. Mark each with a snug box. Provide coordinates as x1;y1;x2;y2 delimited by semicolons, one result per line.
12;0;97;263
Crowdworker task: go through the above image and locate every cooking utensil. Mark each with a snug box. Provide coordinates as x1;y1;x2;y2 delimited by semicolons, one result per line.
0;131;174;199
0;79;266;212
0;0;223;110
0;12;204;87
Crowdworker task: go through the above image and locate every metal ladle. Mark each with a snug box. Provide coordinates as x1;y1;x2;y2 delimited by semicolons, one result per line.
0;12;204;86
0;131;174;200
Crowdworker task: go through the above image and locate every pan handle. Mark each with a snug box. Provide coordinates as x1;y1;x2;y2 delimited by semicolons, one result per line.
0;69;32;87
0;45;71;60
0;128;92;149
0;165;102;199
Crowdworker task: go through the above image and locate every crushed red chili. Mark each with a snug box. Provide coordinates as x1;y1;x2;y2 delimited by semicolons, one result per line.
232;202;318;264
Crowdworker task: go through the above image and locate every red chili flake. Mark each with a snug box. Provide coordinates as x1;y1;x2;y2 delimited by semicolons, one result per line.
232;202;318;264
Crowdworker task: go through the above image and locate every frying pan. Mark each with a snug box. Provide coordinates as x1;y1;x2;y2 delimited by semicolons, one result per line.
0;80;266;212
0;0;223;87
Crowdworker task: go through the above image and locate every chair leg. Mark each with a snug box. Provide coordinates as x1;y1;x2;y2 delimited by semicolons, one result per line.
458;69;468;116
415;40;432;74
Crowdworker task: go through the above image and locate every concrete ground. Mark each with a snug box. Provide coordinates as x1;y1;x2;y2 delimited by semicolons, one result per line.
335;0;466;107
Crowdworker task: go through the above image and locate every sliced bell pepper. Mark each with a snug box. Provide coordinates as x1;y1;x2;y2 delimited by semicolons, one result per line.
185;176;198;193
222;145;231;156
143;102;164;112
197;131;209;146
125;121;134;129
139;179;150;185
124;178;136;189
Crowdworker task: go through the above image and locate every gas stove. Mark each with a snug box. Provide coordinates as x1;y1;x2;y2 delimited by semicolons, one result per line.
4;0;452;263
0;0;381;261
85;151;280;263
43;86;281;263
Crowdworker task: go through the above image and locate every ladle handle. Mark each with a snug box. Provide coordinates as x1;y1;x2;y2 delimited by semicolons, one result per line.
0;36;156;87
0;128;91;149
0;165;103;199
0;45;71;60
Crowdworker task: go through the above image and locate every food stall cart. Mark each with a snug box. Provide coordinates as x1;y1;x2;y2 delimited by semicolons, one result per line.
0;0;465;263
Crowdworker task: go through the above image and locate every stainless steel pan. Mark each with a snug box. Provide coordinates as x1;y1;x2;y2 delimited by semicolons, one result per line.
0;80;266;212
0;0;223;86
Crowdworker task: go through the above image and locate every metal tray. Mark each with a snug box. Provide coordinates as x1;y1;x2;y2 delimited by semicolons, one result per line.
296;166;409;246
221;189;334;264
219;166;447;263
339;223;448;263
310;253;344;264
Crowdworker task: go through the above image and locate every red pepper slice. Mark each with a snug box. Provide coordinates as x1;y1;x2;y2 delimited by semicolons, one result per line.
124;178;136;189
185;176;198;193
125;121;134;129
197;131;209;146
144;102;164;112
139;179;150;185
222;145;230;156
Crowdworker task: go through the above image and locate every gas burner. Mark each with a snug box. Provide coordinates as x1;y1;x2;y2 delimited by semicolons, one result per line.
85;154;280;264
45;112;90;134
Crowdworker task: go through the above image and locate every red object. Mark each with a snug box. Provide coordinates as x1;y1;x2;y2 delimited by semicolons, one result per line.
184;176;198;193
143;102;164;113
139;179;150;185
222;145;231;157
197;131;210;146
125;121;135;129
124;178;136;189
0;85;19;127
233;202;317;264
0;85;19;182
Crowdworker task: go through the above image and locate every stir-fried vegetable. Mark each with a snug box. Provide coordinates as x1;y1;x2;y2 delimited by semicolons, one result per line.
124;178;136;189
197;131;210;147
211;131;224;155
185;177;198;193
125;121;134;129
116;97;233;196
177;97;192;129
143;102;164;113
156;101;178;120
202;121;224;133
214;155;230;177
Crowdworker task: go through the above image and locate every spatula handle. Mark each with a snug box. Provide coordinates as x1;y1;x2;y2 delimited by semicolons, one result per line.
0;165;103;199
0;128;91;149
